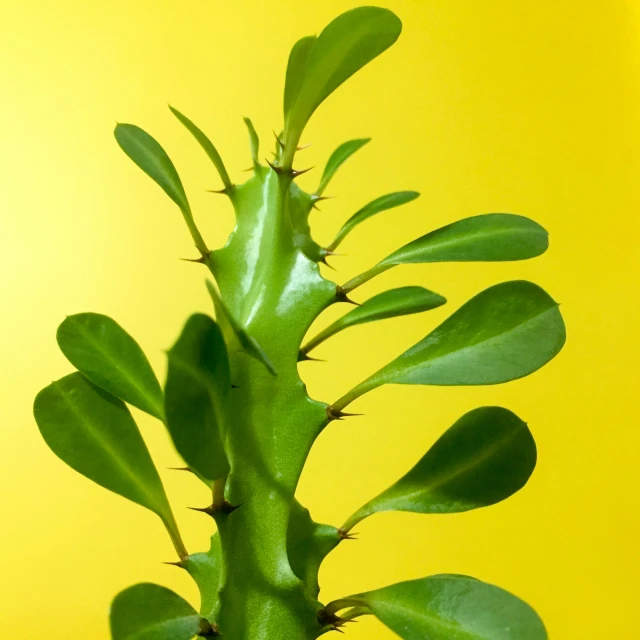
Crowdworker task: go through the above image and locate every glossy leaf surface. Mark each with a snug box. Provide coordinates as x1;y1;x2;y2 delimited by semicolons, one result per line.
329;191;420;250
283;35;318;122
33;373;182;547
282;7;401;158
356;574;547;640
110;583;201;640
57;313;164;420
316;138;370;195
114;123;190;212
114;122;207;253
206;280;276;375
185;533;223;619
335;280;565;409
302;286;446;355
170;105;232;189
165;314;230;482
343;407;536;530
382;213;548;265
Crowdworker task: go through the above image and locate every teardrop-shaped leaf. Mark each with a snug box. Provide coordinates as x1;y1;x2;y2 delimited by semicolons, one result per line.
343;407;536;530
301;286;446;356
348;574;547;640
115;123;190;211
184;534;222;619
328;191;420;250
165;314;231;482
283;35;318;120
334;281;565;410
114;123;208;254
283;8;402;159
342;214;548;292
110;583;202;640
34;373;185;555
243;117;260;167
57;313;164;421
316;138;370;196
206;280;276;375
170;106;232;189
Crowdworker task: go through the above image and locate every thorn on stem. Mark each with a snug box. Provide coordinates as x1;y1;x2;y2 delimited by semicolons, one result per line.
180;256;207;264
163;559;187;568
338;529;358;540
197;618;221;637
326;406;363;421
189;501;240;518
335;286;359;305
298;351;325;362
168;467;193;473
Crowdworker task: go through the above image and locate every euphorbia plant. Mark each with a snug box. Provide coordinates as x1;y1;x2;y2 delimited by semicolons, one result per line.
34;7;565;640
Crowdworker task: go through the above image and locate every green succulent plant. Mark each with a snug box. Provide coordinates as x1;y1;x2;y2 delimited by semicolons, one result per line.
33;7;565;640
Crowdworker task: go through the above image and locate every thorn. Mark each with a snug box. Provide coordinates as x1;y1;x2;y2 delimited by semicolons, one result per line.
319;256;336;270
338;529;358;540
298;351;325;362
326;406;363;421
168;467;193;473
231;383;240;389
335;287;359;305
242;166;254;172
273;130;285;148
296;142;311;150
206;186;234;196
189;501;240;518
291;166;314;178
162;559;187;568
325;249;346;257
265;158;284;174
180;256;206;264
311;194;334;210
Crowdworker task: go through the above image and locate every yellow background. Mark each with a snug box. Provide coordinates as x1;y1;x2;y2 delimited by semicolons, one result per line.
1;1;638;638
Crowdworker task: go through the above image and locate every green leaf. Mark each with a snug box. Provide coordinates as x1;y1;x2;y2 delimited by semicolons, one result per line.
343;406;536;530
316;138;370;196
342;214;548;292
170;105;232;189
114;123;208;254
243;117;260;167
282;7;402;161
301;286;446;356
165;314;231;482
184;534;222;619
328;191;420;250
110;583;202;640
57;313;164;421
114;123;190;212
283;35;318;122
349;574;547;640
33;373;185;555
334;281;565;410
206;280;276;375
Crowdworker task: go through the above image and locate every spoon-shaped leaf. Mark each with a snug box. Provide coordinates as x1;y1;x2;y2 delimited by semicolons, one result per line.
57;313;164;421
342;406;536;531
284;35;318;122
342;214;548;292
165;314;231;482
33;373;186;557
243;116;260;168
184;534;222;619
316;138;370;196
335;574;546;640
301;286;446;356
114;123;208;254
282;7;402;164
328;191;420;251
206;280;276;375
170;106;232;190
333;280;565;411
110;583;203;640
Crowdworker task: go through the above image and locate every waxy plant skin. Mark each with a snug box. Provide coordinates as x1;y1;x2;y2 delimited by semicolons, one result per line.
34;7;565;640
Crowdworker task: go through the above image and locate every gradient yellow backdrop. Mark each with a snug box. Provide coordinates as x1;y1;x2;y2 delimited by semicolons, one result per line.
1;1;638;638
